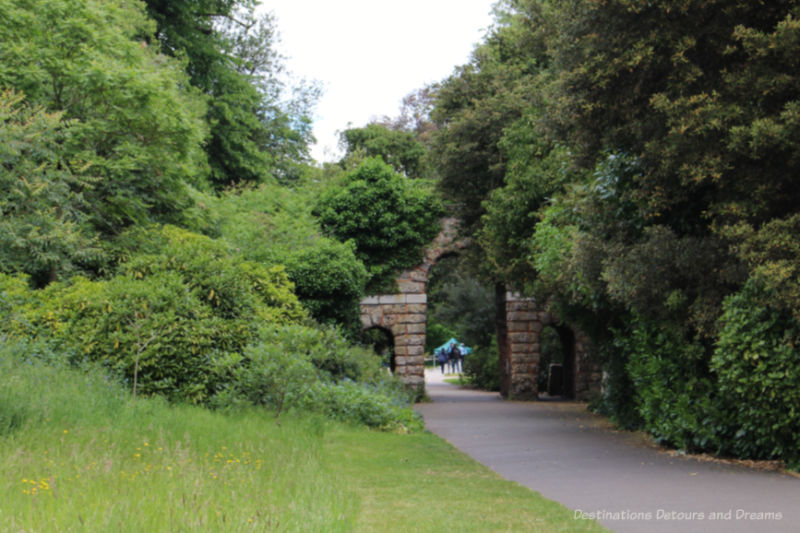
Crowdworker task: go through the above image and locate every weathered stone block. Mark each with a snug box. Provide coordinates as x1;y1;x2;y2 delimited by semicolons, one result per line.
406;344;424;356
360;314;374;328
506;301;534;312
507;321;531;334
405;355;425;366
511;354;533;365
403;334;425;346
410;269;428;282
378;294;405;305
509;332;533;344
405;293;427;304
368;310;383;327
397;313;426;324
361;296;380;305
510;343;533;355
404;323;426;334
398;280;425;293
402;375;424;389
507;311;537;322
405;304;426;314
386;304;406;315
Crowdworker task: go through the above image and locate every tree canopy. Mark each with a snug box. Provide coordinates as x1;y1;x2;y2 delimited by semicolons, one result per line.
427;0;800;465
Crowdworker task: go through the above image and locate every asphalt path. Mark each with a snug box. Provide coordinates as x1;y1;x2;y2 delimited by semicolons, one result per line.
416;369;800;533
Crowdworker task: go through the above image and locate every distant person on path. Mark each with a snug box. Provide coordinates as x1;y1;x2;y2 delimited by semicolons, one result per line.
436;348;448;374
456;343;466;373
449;342;461;373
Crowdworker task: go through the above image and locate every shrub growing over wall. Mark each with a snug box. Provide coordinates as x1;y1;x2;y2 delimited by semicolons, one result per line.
315;158;443;292
284;239;367;335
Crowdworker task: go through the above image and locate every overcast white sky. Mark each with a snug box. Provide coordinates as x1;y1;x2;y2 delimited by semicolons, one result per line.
259;1;497;163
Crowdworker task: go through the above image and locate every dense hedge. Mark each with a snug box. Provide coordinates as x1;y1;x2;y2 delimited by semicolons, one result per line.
603;294;800;468
712;281;800;467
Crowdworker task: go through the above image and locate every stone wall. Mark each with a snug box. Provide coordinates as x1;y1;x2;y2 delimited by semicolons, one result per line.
499;292;601;401
359;218;466;392
360;294;427;390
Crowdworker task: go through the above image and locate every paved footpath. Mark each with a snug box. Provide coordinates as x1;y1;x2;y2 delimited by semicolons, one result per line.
416;369;800;533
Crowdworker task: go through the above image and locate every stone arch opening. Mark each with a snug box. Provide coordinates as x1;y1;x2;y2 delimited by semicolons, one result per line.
538;323;576;399
499;292;600;401
359;217;468;393
361;326;396;372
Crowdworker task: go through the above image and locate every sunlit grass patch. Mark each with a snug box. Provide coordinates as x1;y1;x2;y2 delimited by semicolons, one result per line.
0;349;355;531
323;427;608;533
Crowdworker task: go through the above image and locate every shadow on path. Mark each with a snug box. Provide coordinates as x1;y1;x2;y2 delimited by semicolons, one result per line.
416;368;800;533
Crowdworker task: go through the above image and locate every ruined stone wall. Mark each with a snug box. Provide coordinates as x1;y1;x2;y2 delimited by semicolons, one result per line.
499;294;540;400
499;292;601;401
360;219;602;400
359;218;466;391
360;294;427;390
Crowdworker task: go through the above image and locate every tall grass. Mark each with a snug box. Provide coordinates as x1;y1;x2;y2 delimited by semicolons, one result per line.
0;340;605;532
0;340;355;531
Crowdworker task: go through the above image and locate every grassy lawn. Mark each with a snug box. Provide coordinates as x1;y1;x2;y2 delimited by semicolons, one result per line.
0;353;606;532
325;426;607;532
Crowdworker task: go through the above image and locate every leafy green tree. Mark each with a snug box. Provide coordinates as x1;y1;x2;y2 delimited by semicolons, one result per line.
0;0;208;235
429;0;553;234
340;123;427;179
315;158;443;292
549;0;800;221
546;0;800;262
144;0;318;186
0;91;102;286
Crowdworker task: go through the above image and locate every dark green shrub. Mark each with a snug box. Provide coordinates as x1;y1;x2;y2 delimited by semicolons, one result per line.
197;182;370;333
284;239;367;335
36;273;236;403
622;316;717;451
0;273;36;337
215;324;417;429
712;280;800;467
302;380;423;432
10;225;309;404
462;337;500;391
229;340;320;419
256;324;382;383
117;225;307;324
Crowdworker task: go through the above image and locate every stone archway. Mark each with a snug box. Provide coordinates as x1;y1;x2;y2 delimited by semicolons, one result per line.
360;219;602;399
359;218;466;393
497;292;601;400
